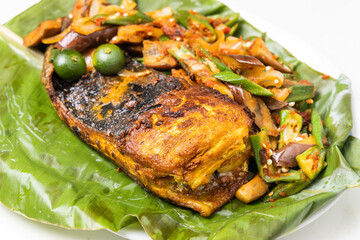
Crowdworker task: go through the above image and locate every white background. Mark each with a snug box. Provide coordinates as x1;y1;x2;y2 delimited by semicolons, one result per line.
1;0;360;239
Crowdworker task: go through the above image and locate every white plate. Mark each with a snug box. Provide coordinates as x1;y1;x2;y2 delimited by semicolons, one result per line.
1;0;360;239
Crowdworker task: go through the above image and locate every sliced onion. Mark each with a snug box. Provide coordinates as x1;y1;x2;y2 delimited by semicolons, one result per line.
73;17;107;35
118;69;152;78
146;6;173;19
41;25;72;44
119;0;137;11
89;0;102;17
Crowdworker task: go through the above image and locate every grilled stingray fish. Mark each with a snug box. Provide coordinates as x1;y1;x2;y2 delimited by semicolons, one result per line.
42;46;253;216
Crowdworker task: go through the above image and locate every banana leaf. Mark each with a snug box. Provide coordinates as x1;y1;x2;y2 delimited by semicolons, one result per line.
1;0;360;239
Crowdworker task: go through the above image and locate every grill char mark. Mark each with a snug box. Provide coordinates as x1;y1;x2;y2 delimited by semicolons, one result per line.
55;58;186;139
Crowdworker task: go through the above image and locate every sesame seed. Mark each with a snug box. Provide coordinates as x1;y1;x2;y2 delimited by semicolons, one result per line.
306;99;314;104
288;102;295;107
267;159;273;165
244;41;252;48
281;167;289;173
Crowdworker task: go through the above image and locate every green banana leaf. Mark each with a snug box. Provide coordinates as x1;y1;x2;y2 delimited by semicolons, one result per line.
1;0;360;239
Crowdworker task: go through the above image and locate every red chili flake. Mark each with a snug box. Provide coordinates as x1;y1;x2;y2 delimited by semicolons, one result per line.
210;18;222;27
279;124;287;132
322;74;330;79
75;4;81;9
223;26;231;34
269;198;275;202
279;192;286;197
273;115;280;125
298;79;312;85
95;18;105;26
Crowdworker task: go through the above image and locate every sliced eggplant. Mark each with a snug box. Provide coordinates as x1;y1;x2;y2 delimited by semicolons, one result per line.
262;96;288;110
54;27;117;52
271;142;314;167
225;54;265;67
228;84;278;136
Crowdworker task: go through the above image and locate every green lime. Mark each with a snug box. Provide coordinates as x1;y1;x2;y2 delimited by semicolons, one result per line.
53;49;86;82
93;44;125;75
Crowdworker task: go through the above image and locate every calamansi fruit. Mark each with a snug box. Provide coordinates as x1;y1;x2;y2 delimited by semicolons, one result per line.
53;49;86;82
93;44;125;75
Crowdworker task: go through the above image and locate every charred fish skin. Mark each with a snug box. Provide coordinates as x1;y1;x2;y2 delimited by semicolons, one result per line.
42;46;253;217
56;63;187;140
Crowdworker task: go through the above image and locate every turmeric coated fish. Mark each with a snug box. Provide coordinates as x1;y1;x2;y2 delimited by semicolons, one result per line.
42;47;253;216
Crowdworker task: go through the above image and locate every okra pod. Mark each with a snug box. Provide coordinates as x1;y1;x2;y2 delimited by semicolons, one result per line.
250;129;271;181
250;129;302;183
207;13;239;27
159;35;171;41
265;168;302;182
94;11;153;25
296;145;326;180
198;46;232;72
228;23;238;36
311;107;324;148
167;44;197;72
263;175;311;203
286;84;315;102
278;110;303;149
213;71;274;97
168;45;233;98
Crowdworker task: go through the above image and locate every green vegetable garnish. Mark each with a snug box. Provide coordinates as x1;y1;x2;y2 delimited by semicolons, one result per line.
278;110;303;149
311;107;325;148
93;11;153;25
250;129;302;183
213;71;274;96
177;10;217;42
296;146;326;180
263;174;311;202
159;35;171;41
207;13;239;27
286;84;315;102
197;46;232;72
